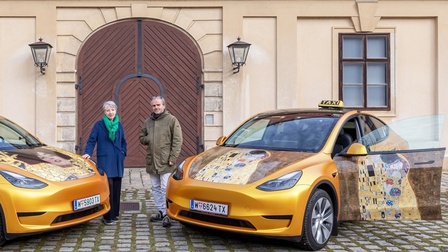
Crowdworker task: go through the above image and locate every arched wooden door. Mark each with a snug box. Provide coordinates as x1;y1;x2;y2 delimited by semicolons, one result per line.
76;19;203;167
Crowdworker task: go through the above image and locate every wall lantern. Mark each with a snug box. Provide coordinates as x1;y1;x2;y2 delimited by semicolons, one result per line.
227;37;251;74
29;38;53;75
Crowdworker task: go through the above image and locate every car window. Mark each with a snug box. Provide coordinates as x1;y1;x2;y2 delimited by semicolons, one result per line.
357;115;390;149
357;114;445;152
0;117;42;150
386;114;445;149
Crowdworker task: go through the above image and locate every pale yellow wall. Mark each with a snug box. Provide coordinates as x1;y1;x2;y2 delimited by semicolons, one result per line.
0;2;57;145
0;0;447;163
221;1;447;161
0;18;36;132
242;17;277;118
298;18;353;107
380;18;436;119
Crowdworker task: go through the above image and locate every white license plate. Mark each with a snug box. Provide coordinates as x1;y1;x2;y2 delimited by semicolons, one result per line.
73;194;100;211
190;199;228;216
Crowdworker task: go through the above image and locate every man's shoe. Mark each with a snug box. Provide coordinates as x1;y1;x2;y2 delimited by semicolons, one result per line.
150;211;163;222
112;217;119;222
162;215;172;228
103;219;115;225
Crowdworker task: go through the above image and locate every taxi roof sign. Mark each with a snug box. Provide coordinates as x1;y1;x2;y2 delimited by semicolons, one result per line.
318;100;344;109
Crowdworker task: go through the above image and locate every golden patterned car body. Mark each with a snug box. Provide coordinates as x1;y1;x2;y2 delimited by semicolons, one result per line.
166;101;445;251
0;116;110;245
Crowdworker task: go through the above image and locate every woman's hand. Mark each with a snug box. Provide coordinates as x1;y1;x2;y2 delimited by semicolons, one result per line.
82;154;90;159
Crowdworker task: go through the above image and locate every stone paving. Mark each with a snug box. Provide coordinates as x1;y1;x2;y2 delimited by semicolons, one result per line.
1;169;447;252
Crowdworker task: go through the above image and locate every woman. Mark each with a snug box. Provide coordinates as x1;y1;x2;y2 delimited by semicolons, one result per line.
82;101;127;225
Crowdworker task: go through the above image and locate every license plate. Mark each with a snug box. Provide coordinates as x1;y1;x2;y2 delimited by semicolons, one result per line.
73;194;100;211
190;199;228;216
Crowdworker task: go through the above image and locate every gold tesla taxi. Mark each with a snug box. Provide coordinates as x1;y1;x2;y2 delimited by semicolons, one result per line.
166;100;446;250
0;116;110;245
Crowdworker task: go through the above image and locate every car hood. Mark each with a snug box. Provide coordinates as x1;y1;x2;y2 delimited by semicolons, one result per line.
189;147;315;185
0;146;95;182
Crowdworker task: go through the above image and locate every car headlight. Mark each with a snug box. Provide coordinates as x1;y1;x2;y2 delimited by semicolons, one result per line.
256;171;302;191
172;160;185;180
0;170;48;189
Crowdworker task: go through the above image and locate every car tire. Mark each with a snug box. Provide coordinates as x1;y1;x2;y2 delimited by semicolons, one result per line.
299;189;334;251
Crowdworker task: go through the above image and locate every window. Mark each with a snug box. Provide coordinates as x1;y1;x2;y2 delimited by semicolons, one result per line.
225;114;338;152
339;34;390;110
0;117;41;150
358;115;390;150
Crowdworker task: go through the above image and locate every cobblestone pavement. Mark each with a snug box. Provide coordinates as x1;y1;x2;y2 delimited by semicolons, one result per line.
2;169;447;252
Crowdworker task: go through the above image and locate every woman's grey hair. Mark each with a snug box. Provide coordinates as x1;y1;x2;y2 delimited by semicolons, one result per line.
103;101;117;110
151;96;165;105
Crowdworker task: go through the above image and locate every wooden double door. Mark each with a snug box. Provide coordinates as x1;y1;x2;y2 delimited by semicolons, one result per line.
76;19;203;167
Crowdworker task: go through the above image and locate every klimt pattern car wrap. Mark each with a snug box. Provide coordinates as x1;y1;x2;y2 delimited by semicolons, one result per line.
336;148;445;221
0;146;95;182
189;147;314;185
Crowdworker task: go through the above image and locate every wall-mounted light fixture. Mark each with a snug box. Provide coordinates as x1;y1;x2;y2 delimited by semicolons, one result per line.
227;37;251;74
29;38;52;75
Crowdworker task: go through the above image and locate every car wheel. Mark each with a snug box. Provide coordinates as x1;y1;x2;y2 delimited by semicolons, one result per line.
299;189;334;251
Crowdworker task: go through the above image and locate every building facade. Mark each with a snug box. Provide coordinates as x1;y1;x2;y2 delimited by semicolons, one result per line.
0;0;447;168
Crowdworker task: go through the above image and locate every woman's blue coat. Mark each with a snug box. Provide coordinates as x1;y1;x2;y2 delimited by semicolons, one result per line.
84;120;127;178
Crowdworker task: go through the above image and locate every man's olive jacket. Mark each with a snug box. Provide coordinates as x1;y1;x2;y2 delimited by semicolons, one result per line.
139;111;183;174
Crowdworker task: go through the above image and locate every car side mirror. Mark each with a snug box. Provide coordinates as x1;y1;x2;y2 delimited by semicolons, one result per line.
216;136;227;146
346;143;368;156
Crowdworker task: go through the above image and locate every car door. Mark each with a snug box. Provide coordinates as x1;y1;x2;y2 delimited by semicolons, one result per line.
335;114;446;221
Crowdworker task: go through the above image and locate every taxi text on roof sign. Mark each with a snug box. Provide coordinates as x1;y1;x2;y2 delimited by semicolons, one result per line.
318;100;344;108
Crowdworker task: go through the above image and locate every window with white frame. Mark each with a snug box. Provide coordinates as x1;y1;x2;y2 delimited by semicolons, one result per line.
339;34;390;110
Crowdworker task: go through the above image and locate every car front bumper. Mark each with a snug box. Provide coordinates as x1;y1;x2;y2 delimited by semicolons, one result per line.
0;175;110;239
166;176;312;238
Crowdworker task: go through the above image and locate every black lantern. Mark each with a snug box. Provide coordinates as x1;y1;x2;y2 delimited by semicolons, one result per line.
227;37;251;74
29;38;52;75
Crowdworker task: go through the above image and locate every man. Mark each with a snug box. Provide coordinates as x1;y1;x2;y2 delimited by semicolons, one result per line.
139;96;183;227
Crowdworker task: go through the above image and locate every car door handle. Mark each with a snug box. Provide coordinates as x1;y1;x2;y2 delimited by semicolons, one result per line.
414;160;435;165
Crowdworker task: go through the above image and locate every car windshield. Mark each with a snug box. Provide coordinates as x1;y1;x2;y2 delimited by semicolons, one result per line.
224;114;338;152
0;117;43;150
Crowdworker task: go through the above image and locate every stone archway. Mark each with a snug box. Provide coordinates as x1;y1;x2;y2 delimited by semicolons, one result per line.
54;6;223;160
76;19;202;167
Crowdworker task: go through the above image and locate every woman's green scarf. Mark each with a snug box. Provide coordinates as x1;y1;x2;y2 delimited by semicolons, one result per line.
103;115;119;142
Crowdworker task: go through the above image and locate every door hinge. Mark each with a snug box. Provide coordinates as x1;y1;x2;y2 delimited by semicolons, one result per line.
196;136;204;154
75;138;83;155
75;76;83;95
196;77;204;94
